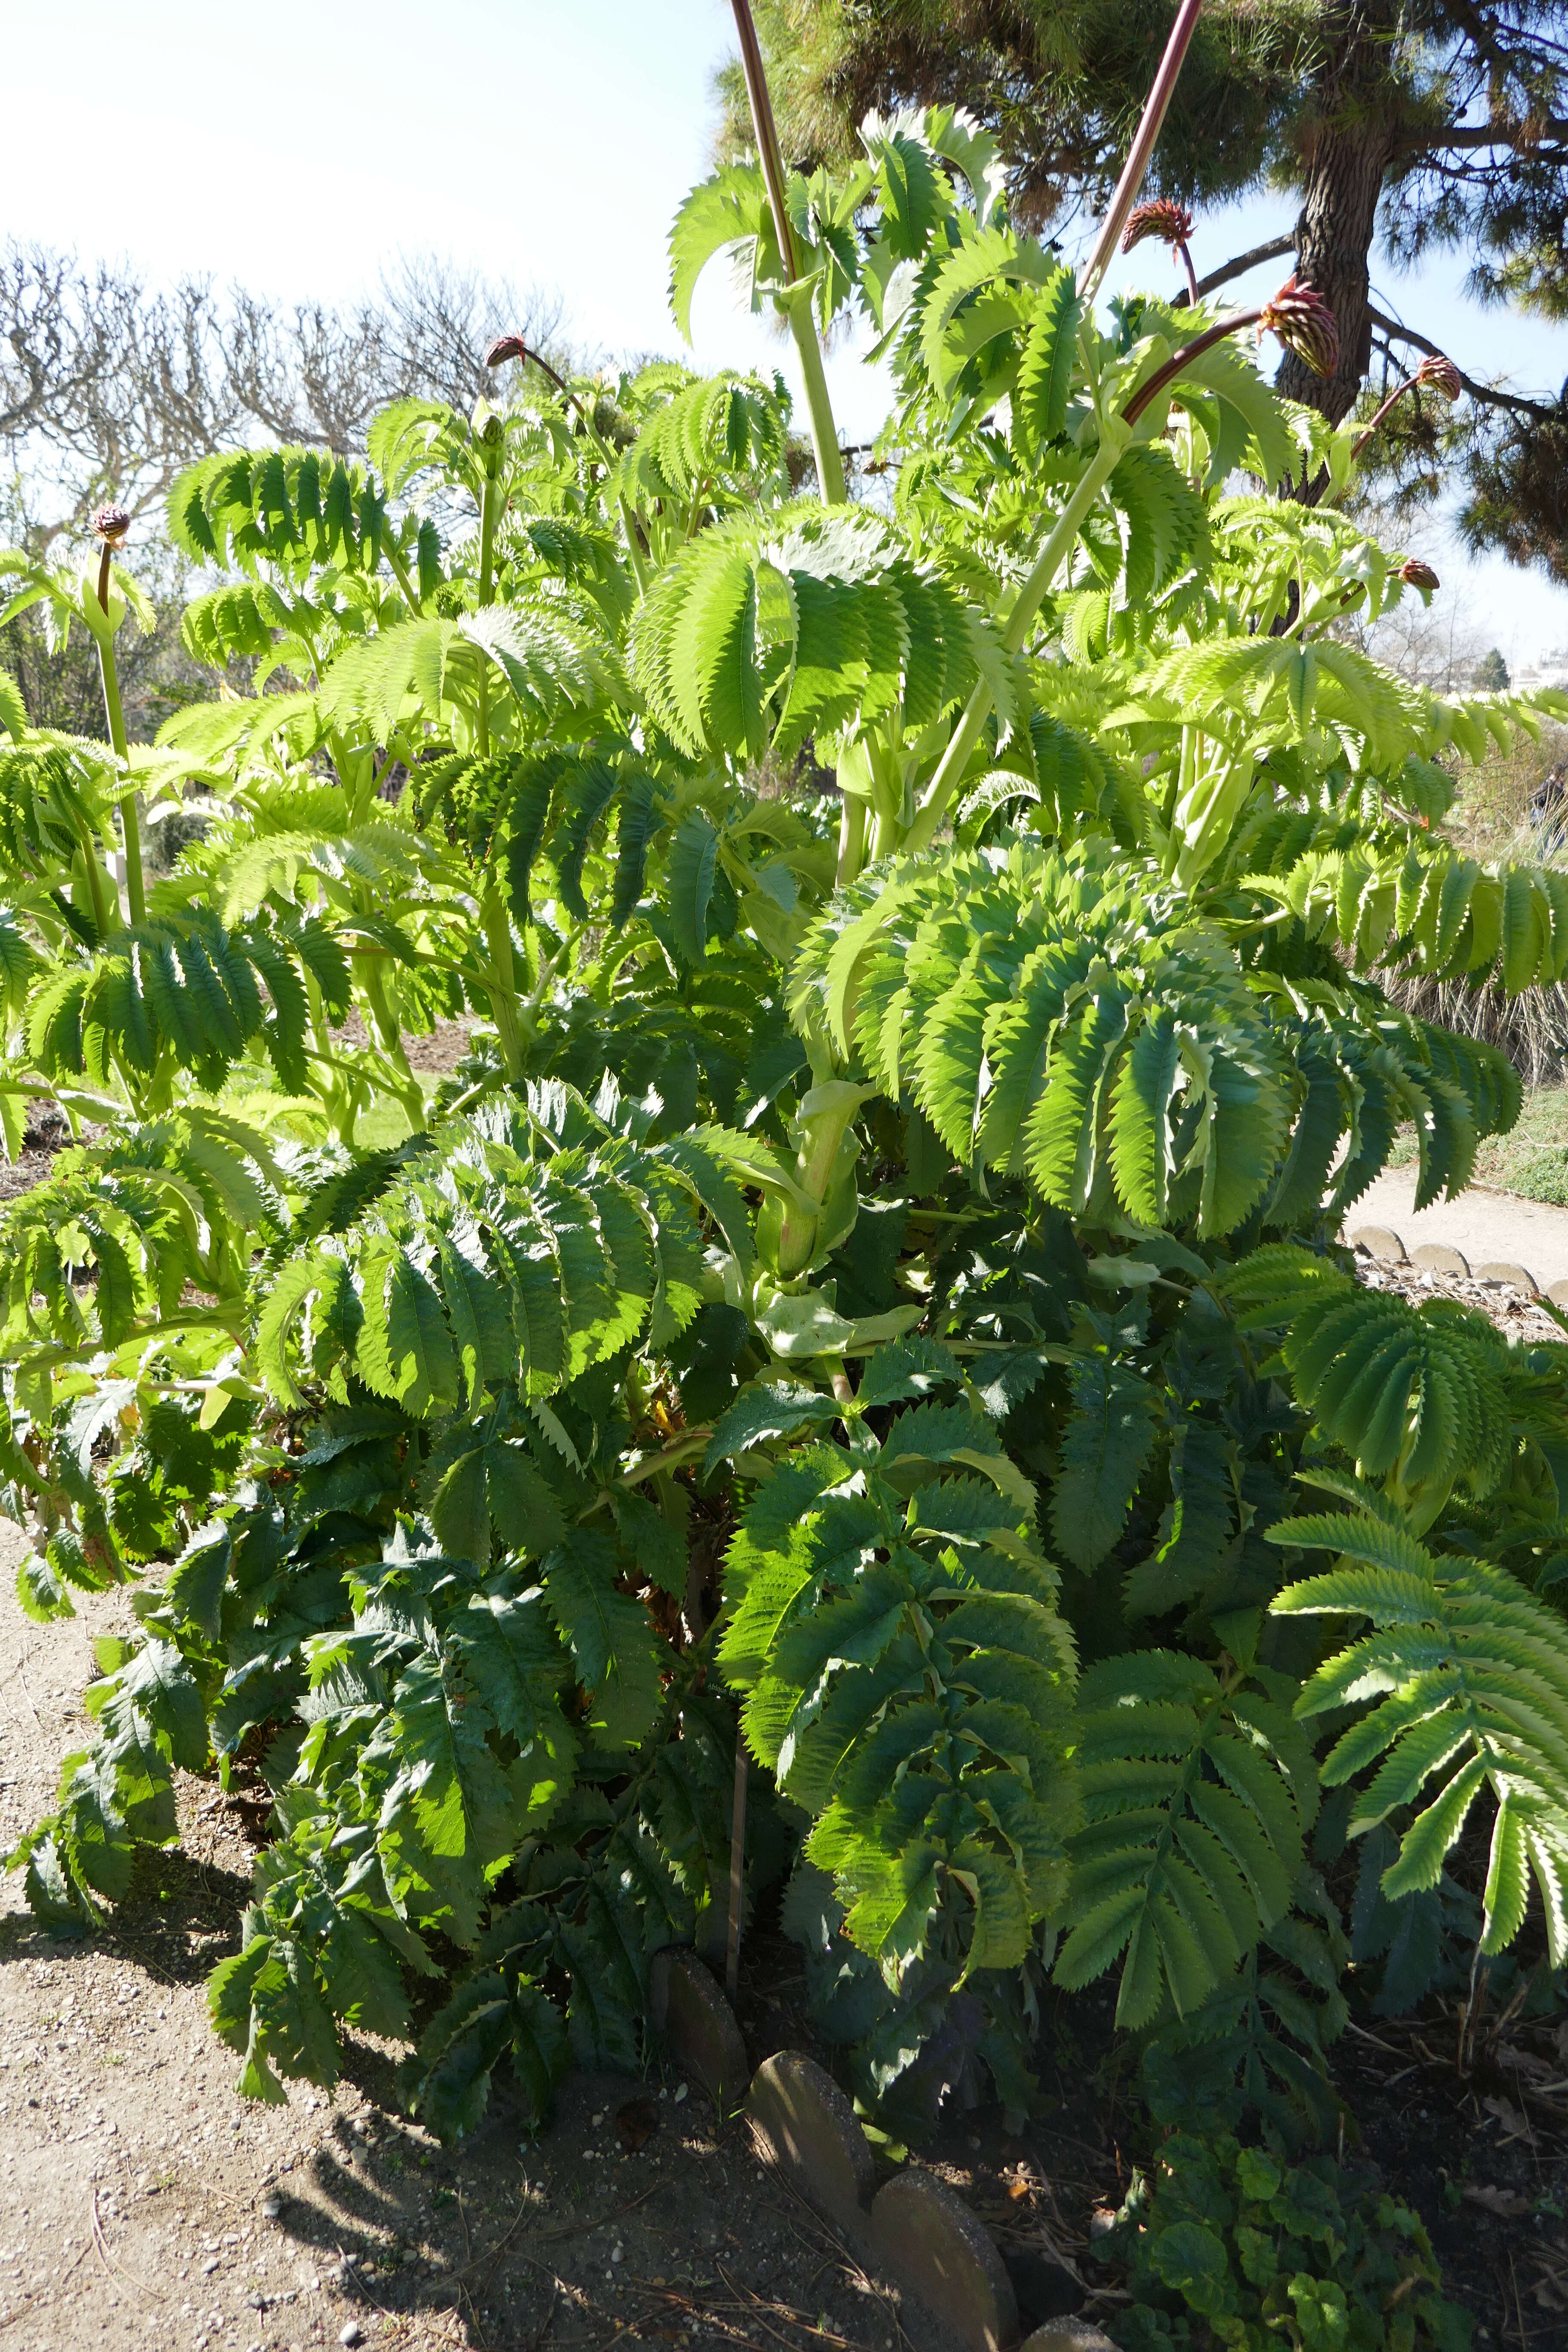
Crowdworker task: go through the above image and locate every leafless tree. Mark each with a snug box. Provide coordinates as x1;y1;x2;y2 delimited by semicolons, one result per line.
0;245;570;548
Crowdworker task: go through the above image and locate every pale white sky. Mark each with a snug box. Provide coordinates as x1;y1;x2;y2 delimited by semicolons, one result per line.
5;0;1566;669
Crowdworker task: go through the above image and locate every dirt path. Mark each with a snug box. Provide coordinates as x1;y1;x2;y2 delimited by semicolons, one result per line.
1351;1169;1568;1298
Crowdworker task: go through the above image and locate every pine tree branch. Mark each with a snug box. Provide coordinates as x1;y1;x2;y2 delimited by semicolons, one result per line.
1172;233;1296;309
1395;116;1568;151
1367;305;1558;417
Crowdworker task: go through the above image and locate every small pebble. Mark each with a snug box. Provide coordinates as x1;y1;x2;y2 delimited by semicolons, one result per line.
340;2328;364;2349
261;2196;283;2221
673;2084;687;2105
202;2257;219;2275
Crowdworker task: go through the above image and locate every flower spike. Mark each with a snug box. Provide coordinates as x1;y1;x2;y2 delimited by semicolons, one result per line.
1416;352;1462;401
1352;346;1464;457
1122;199;1194;253
1122;276;1338;429
1123;197;1200;303
1257;275;1339;379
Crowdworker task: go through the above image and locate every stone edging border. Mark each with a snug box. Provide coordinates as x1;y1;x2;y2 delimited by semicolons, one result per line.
648;1950;1115;2352
1348;1224;1566;1303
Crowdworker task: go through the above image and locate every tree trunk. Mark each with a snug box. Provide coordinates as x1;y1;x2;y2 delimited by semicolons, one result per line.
1274;0;1399;435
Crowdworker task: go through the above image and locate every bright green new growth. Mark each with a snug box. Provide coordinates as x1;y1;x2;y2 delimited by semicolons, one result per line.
3;46;1568;2159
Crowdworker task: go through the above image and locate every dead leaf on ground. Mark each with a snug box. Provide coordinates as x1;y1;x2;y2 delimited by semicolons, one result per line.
1464;2184;1532;2217
617;2095;661;2154
1482;2095;1531;2138
1499;2045;1555;2079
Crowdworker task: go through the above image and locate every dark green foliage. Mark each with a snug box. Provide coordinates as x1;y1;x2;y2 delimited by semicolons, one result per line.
1102;2131;1469;2352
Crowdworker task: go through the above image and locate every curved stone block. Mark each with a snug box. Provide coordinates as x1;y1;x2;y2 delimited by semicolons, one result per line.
870;2169;1020;2352
647;1948;750;2113
747;2050;875;2227
1021;2324;1119;2352
1474;1259;1539;1295
1411;1241;1470;1278
1348;1225;1407;1263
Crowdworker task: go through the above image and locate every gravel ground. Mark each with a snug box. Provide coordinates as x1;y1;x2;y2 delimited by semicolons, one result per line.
1353;1243;1568;1341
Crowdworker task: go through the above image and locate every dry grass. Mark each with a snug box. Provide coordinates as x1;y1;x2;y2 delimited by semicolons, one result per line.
1440;718;1568;862
1379;720;1568;1084
1385;1082;1568;1203
1383;970;1568;1086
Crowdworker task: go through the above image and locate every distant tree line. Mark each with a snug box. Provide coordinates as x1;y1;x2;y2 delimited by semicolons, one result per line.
0;248;570;738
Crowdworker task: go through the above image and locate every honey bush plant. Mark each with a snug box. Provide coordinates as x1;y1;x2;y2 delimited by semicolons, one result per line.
6;1;1568;2188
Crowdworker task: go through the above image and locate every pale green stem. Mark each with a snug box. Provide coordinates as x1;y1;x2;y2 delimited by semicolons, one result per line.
480;879;525;1083
476;472;499;755
774;1084;864;1276
69;814;114;946
903;433;1127;853
728;0;847;509
95;549;143;928
786;285;846;507
384;537;423;616
835;794;866;888
618;496;651;596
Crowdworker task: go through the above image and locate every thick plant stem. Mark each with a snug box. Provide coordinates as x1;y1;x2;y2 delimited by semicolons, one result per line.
729;0;847;507
384;538;423;615
1123;309;1260;426
726;1745;747;2000
836;793;865;888
1078;0;1205;302
787;287;847;506
95;549;144;929
1351;374;1415;456
70;816;114;945
475;472;499;756
480;880;526;1083
773;1080;866;1276
904;434;1127;851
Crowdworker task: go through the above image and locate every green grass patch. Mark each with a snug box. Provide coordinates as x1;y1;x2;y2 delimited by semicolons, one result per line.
1389;1083;1568;1204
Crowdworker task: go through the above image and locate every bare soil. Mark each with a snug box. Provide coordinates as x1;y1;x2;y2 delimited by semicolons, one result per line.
0;1521;1104;2352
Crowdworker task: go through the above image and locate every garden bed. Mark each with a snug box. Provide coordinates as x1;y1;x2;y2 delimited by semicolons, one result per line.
2;1516;1562;2352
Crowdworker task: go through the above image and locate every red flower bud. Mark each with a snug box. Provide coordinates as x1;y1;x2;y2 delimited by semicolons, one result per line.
1257;275;1339;379
484;334;529;369
1415;352;1462;401
1121;198;1194;254
1399;557;1440;591
92;505;130;546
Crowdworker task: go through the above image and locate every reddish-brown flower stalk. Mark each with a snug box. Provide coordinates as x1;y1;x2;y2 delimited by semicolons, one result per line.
1123;198;1199;305
1352;347;1462;455
484;333;570;398
729;0;845;506
1123;274;1338;427
1080;0;1205;301
92;503;130;613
